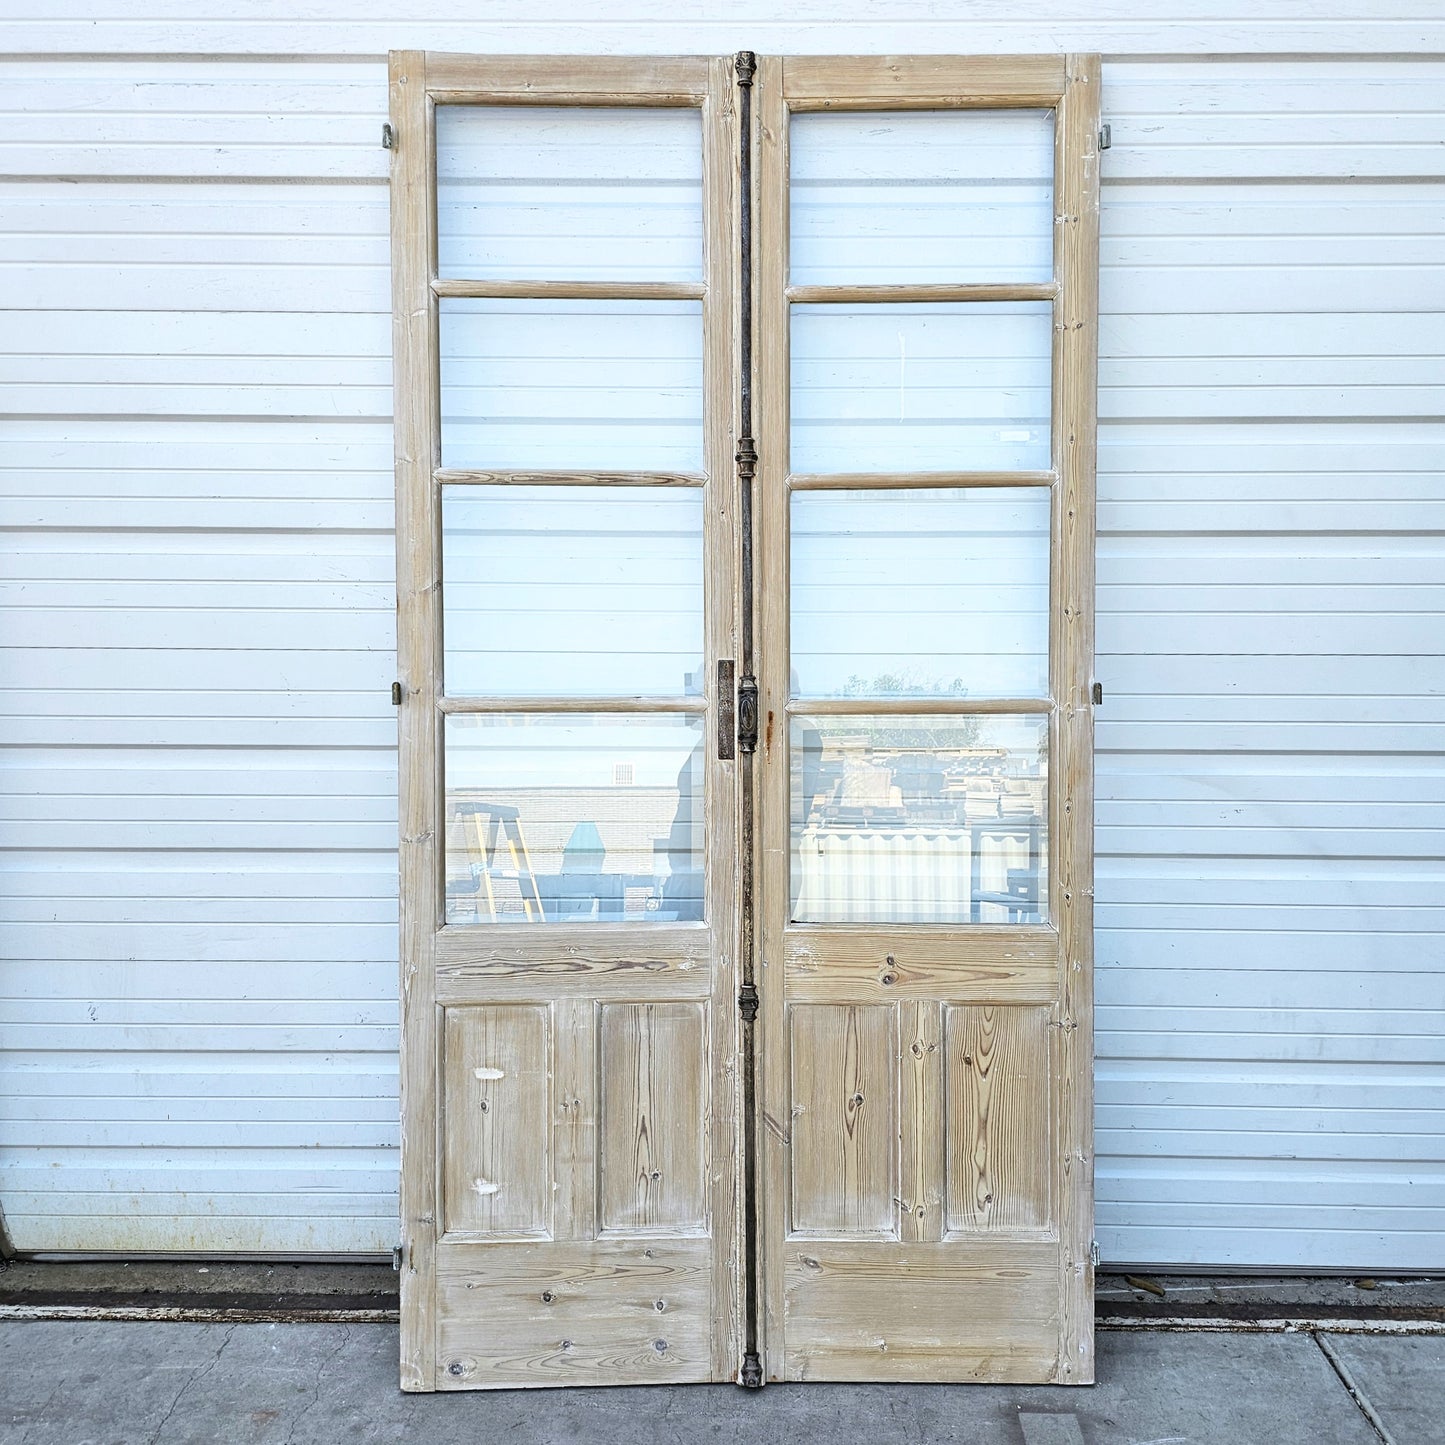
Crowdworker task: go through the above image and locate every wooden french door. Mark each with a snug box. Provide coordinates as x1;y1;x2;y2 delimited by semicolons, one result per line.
390;51;1097;1392
754;55;1099;1386
389;53;743;1390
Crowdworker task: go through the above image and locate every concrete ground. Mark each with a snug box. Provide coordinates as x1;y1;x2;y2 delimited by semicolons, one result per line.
2;1267;1442;1444
2;1320;1443;1445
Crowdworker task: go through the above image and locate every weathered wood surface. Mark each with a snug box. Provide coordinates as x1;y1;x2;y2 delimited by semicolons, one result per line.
782;55;1067;108
756;51;1097;1386
1050;51;1101;1386
435;1240;712;1387
395;52;740;1392
945;1006;1053;1232
390;47;440;1393
600;1002;709;1233
789;1004;897;1237
780;1241;1060;1382
442;1004;552;1237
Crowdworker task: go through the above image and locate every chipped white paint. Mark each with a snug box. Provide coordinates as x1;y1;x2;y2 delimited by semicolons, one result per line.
473;1067;505;1081
470;1178;500;1198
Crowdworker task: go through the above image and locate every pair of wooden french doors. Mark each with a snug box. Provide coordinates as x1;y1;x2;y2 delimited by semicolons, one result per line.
389;50;1099;1391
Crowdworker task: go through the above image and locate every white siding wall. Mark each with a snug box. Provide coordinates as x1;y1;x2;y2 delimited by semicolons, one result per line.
2;4;1442;1268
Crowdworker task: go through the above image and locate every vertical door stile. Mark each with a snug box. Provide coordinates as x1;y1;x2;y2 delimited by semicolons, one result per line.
729;48;766;1393
390;49;440;1393
703;53;744;1384
1052;52;1101;1385
753;52;790;1386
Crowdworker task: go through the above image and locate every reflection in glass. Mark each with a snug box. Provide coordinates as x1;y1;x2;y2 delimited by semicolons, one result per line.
790;714;1048;924
437;105;703;281
791;489;1049;700
440;299;704;472
445;714;704;925
443;486;704;698
790;109;1055;285
791;302;1051;474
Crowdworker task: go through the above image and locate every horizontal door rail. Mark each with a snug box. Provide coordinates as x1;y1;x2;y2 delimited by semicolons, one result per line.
436;468;706;488
440;695;709;715
425;53;712;102
786;282;1057;305
786;696;1052;717
433;278;706;301
789;470;1055;491
781;54;1067;108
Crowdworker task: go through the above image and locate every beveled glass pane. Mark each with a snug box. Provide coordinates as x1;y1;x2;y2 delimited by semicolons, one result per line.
443;486;704;698
440;298;703;472
791;303;1051;473
790;110;1054;285
437;106;703;281
791;488;1049;699
445;714;704;925
791;713;1048;924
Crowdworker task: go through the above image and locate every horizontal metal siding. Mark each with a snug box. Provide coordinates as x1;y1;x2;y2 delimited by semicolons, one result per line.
5;4;1445;55
1;40;1442;1267
1096;60;1445;1268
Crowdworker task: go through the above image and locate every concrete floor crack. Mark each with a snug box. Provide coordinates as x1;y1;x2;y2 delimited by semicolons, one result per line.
1314;1332;1397;1445
145;1321;238;1445
284;1322;351;1445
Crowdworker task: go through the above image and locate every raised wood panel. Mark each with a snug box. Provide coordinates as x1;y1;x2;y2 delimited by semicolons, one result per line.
434;1240;711;1387
899;999;944;1243
945;1005;1053;1233
781;1241;1060;1383
441;1004;552;1238
788;1003;897;1237
552;997;598;1242
599;1002;708;1234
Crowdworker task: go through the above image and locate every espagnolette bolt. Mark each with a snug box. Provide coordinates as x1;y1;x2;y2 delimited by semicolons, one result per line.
382;123;396;149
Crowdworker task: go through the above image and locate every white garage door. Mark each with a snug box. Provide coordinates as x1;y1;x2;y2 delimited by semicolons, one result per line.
1;18;1442;1270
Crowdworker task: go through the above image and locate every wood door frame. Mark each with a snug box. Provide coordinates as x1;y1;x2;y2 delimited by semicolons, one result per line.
753;53;1100;1384
390;51;743;1390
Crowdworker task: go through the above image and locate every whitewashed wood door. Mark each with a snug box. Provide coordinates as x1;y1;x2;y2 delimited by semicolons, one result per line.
393;49;1097;1392
754;55;1100;1384
390;53;743;1391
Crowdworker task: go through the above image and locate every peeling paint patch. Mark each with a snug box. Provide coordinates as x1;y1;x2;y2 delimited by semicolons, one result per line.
473;1067;504;1080
470;1178;499;1198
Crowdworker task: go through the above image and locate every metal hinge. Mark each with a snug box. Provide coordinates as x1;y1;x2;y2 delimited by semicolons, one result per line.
391;681;403;706
1090;1240;1101;1269
392;1243;404;1271
1098;123;1111;151
738;982;759;1024
382;123;396;150
1092;681;1103;706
